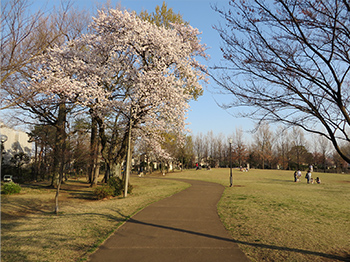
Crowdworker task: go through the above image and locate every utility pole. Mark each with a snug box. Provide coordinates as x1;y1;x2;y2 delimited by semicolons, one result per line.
124;116;133;198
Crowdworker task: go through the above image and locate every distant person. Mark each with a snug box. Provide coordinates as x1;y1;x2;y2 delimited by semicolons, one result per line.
297;169;302;181
316;177;321;184
294;169;302;182
309;164;313;172
305;170;312;184
196;163;199;170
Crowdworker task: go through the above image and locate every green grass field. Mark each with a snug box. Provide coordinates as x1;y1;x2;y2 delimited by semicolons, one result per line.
169;168;350;262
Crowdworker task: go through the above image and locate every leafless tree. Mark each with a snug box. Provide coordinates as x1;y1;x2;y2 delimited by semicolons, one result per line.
314;134;332;172
232;127;248;167
253;122;273;169
215;133;226;167
1;0;89;110
290;127;308;169
274;126;291;170
212;0;350;164
194;132;204;165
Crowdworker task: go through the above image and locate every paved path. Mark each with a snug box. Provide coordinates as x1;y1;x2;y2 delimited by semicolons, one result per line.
88;179;250;262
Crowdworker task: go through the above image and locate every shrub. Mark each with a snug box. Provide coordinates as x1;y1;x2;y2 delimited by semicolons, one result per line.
107;177;124;197
93;186;114;200
2;182;22;195
127;183;133;194
107;177;133;196
93;177;134;200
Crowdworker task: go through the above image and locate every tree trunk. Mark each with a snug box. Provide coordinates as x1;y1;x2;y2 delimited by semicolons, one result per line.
55;164;64;215
50;103;67;188
103;163;110;183
88;114;98;184
91;141;101;187
112;162;122;178
53;103;67;214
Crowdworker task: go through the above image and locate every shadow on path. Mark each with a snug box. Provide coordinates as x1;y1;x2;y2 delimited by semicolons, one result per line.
128;217;348;261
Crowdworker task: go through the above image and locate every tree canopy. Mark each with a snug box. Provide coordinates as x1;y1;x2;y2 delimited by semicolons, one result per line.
212;0;350;163
139;1;187;28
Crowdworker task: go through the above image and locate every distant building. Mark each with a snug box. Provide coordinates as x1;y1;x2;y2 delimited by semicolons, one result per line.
0;122;33;164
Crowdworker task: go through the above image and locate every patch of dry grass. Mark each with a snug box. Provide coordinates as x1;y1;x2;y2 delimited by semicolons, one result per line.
169;168;350;262
1;175;189;262
2;169;349;262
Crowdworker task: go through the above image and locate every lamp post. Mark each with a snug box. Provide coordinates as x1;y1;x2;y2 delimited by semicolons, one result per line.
0;134;8;180
229;138;233;187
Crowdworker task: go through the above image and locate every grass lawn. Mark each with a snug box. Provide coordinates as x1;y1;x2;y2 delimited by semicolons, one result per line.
168;168;350;262
1;169;349;262
1;176;189;262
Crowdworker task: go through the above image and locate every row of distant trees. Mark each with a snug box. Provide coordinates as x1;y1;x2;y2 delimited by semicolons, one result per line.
190;124;350;173
3;119;349;189
25;121;350;179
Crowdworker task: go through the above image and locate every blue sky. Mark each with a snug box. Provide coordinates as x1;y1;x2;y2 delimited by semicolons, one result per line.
27;0;255;137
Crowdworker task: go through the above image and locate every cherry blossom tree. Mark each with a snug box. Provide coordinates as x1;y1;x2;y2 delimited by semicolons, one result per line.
1;1;91;214
91;9;207;191
30;8;208;191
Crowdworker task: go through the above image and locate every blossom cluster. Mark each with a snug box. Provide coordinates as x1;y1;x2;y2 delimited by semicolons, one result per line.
30;8;207;160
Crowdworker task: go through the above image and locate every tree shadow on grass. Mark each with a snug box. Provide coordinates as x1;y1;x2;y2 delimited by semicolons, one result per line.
126;217;349;261
21;180;96;200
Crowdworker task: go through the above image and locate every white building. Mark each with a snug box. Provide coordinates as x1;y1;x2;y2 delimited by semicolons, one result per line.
0;122;33;164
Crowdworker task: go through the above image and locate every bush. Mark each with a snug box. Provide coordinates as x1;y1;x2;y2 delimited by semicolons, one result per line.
2;182;22;195
107;177;124;197
107;177;133;196
93;186;114;200
127;183;133;194
93;177;134;200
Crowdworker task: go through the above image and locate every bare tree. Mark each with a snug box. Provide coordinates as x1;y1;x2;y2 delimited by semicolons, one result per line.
215;133;226;167
290;127;309;169
212;0;350;164
232;127;248;167
1;0;45;86
274;126;291;170
1;0;89;110
314;134;332;172
253;122;273;169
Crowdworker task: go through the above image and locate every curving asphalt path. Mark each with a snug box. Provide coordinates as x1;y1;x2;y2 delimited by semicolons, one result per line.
88;179;250;262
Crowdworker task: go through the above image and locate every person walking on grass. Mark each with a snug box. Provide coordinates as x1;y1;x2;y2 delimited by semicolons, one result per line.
305;170;312;184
